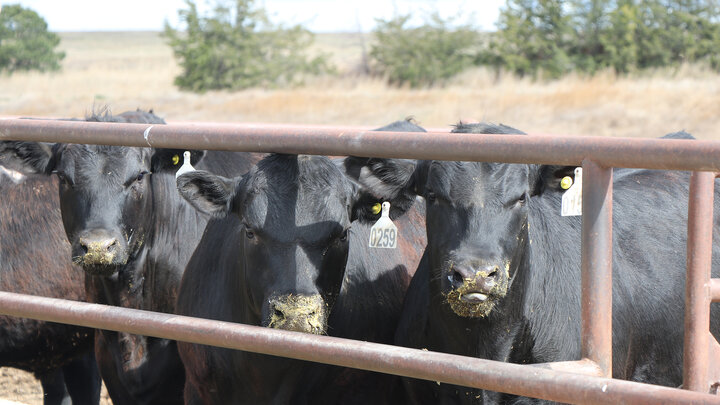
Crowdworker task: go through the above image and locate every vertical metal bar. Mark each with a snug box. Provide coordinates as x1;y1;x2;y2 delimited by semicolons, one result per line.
684;171;715;392
581;160;614;378
711;279;720;303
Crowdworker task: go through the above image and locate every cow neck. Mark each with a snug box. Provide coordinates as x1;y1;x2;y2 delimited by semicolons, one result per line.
89;249;148;310
523;192;583;360
234;242;260;325
145;171;211;313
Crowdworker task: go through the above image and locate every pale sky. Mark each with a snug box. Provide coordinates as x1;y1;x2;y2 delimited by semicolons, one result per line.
2;0;504;32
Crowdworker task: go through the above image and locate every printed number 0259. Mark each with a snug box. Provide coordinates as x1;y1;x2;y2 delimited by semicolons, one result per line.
369;228;396;248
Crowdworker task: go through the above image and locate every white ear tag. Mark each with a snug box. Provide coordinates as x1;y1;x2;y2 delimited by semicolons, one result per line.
175;151;196;179
561;167;582;216
368;202;398;249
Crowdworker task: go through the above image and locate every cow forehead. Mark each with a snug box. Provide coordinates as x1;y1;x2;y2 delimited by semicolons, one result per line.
427;161;528;204
241;155;352;234
60;145;149;180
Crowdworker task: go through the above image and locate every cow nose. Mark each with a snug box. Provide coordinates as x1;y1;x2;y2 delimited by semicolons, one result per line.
79;236;118;254
267;294;326;334
451;263;499;293
78;230;120;264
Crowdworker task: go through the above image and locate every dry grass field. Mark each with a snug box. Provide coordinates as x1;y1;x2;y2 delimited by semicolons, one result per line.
0;30;719;404
1;31;719;138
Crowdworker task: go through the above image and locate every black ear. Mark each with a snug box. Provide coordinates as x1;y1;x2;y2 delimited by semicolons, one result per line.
532;165;578;196
344;157;421;223
152;149;206;173
0;141;57;174
176;170;240;217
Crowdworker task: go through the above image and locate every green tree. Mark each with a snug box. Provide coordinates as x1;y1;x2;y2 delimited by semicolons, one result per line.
486;0;720;77
568;0;614;73
486;0;573;79
164;0;332;92
599;0;640;73
0;4;65;73
369;12;480;88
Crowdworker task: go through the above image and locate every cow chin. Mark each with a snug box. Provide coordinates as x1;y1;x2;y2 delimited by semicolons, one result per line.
267;294;328;335
82;263;120;277
444;277;509;318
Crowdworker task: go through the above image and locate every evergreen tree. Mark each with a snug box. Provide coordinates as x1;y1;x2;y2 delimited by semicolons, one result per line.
486;0;720;77
487;0;573;78
0;4;65;73
164;0;332;92
370;12;480;87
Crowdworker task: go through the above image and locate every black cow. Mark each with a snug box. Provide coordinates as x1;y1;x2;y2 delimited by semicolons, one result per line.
345;123;720;404
5;109;262;404
0;143;101;405
175;120;427;404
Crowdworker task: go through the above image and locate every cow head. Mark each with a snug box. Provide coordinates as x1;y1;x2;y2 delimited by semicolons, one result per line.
345;122;575;318
52;144;204;276
177;154;387;335
0;110;206;276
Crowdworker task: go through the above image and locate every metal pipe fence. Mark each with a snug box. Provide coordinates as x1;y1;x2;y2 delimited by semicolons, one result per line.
0;118;719;404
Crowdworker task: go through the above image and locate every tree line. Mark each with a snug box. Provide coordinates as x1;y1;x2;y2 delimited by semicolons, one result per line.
3;0;720;89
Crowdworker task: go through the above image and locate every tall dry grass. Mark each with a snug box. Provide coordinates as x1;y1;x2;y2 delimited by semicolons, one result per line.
1;31;718;139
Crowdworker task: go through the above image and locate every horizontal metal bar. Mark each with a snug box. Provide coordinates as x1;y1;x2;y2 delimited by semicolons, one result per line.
0;292;716;405
528;359;603;377
711;279;720;303
1;119;720;170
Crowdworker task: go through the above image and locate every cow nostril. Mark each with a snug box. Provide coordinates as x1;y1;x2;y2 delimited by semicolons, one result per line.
452;271;464;286
486;267;498;278
273;308;285;320
79;244;88;255
106;239;118;252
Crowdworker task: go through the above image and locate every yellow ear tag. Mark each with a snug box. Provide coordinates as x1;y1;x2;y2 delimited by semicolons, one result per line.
560;176;573;190
371;203;382;215
172;154;180;165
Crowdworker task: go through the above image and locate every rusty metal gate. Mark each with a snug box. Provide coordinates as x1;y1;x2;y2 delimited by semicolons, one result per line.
0;118;719;404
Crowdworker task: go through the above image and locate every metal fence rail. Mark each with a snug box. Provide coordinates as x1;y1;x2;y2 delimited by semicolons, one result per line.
0;291;716;405
0;118;719;404
2;118;720;170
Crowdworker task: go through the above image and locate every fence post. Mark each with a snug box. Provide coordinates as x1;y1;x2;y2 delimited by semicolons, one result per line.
684;171;715;392
581;160;613;378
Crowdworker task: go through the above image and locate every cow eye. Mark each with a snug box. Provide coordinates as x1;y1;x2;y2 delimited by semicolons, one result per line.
512;193;527;207
245;228;255;239
339;228;349;242
426;191;437;203
56;172;73;186
125;171;149;187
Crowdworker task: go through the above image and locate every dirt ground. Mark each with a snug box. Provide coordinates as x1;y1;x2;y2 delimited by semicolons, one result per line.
0;368;111;405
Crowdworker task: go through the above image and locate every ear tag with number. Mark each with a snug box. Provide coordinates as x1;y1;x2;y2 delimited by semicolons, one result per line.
369;202;397;249
561;167;582;216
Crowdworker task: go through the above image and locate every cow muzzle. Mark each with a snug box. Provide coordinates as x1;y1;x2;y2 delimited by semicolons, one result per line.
76;229;128;275
267;294;327;335
445;261;510;318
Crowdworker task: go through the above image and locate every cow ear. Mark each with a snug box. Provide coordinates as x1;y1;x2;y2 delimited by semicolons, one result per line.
152;149;206;173
532;165;577;196
176;170;240;217
0;141;58;175
344;157;422;223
